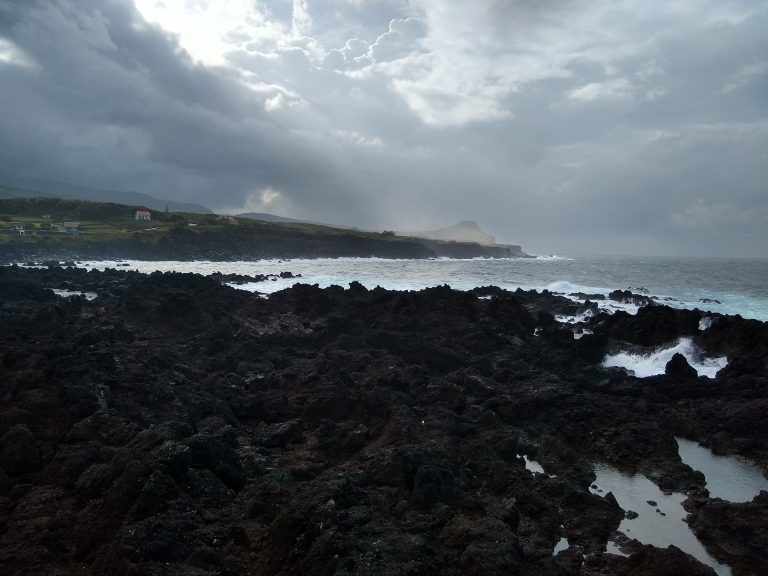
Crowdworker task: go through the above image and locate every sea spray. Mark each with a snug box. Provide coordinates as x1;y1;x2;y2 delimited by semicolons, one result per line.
601;338;727;378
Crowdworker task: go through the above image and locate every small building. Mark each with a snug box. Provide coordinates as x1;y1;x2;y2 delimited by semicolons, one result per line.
42;214;52;220
135;210;151;221
218;215;238;224
58;222;80;235
14;224;25;236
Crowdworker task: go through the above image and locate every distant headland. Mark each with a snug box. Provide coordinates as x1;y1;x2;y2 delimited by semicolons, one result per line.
0;195;529;263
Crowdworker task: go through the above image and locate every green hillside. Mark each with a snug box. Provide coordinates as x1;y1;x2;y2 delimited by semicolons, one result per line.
0;196;524;261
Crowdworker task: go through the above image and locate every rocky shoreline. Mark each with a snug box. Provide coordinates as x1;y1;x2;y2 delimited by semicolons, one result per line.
0;265;766;575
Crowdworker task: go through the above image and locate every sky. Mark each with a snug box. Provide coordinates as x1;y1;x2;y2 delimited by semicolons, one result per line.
0;0;766;257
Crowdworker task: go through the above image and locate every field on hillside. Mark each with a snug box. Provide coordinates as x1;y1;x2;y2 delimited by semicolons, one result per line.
0;196;519;261
0;196;405;244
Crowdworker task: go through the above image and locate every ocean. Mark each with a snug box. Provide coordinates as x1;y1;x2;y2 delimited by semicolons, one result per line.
77;255;768;322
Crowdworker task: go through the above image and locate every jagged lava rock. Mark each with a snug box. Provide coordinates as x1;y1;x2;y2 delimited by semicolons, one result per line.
0;265;766;576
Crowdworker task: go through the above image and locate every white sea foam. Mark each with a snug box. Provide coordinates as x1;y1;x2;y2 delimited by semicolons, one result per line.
555;310;594;325
698;316;715;331
546;280;607;295
51;288;97;301
535;255;574;261
573;329;593;340
546;280;645;316
602;338;727;378
599;300;642;315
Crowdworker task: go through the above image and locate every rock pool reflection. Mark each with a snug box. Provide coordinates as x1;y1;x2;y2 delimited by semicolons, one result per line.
677;438;768;503
591;464;729;575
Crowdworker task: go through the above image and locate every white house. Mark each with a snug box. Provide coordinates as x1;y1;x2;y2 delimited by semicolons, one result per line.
58;222;80;235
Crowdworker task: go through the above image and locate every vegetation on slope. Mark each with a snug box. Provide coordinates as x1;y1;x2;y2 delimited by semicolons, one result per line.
0;197;523;261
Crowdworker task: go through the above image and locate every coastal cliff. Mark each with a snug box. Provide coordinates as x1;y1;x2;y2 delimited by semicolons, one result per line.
0;198;528;262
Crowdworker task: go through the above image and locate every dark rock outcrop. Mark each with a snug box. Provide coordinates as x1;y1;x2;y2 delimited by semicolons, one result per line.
665;353;698;379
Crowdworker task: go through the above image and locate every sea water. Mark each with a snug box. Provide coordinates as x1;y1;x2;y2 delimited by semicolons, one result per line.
72;255;768;321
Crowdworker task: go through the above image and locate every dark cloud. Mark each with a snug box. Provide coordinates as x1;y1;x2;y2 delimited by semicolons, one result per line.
0;0;766;256
0;0;365;221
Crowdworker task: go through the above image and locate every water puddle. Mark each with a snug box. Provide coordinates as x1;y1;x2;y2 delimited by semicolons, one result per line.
601;337;727;378
591;464;730;575
677;438;768;503
517;454;558;480
553;536;569;555
518;454;547;476
51;288;98;300
604;539;628;556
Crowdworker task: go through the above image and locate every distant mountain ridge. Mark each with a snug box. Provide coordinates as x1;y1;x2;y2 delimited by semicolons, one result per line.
0;197;525;262
0;178;213;214
236;212;305;224
236;212;356;229
238;214;502;246
399;220;497;245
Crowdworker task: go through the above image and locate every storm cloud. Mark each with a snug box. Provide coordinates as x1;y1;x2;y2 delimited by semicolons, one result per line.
0;0;766;256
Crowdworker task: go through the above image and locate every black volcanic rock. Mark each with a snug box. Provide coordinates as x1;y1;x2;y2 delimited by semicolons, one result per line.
0;266;766;576
592;305;702;347
584;544;718;575
687;492;768;575
715;353;768;379
665;353;698;379
608;289;654;306
696;314;768;358
0;424;41;476
0;270;56;302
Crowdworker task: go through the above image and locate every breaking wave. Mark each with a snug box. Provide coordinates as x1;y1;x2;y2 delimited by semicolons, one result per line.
602;337;727;378
534;255;574;261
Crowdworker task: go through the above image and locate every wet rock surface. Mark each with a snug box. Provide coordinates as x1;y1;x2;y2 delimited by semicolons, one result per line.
0;265;767;575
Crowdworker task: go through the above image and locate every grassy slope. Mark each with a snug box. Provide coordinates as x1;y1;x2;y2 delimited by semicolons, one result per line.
0;182;213;214
0;196;521;260
0;197;424;254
